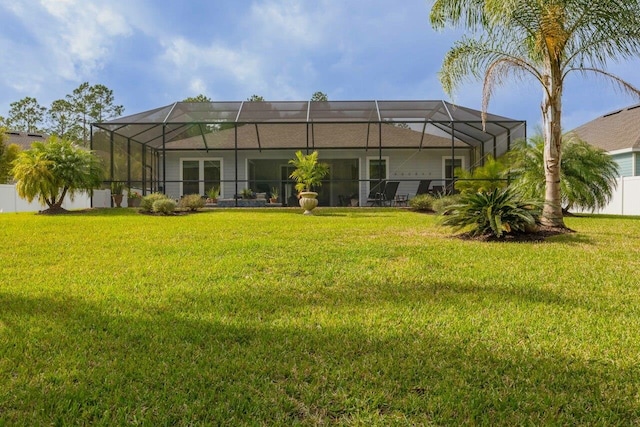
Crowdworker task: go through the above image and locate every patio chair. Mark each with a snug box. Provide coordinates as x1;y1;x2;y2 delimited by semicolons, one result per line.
430;185;444;195
366;181;386;206
381;181;400;206
415;179;432;196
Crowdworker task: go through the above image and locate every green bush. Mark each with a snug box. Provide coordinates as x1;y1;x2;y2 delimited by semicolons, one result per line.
152;198;176;215
409;194;435;212
178;194;205;211
454;155;508;194
440;187;541;238
431;194;462;214
140;193;169;212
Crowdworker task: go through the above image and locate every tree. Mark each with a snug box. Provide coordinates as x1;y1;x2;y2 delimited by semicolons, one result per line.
8;97;46;133
89;84;124;123
247;94;265;102
66;82;92;145
0;128;22;183
430;0;640;227
0;116;9;129
66;82;124;147
183;94;212;102
12;137;104;213
47;99;80;141
311;91;328;101
507;133;618;213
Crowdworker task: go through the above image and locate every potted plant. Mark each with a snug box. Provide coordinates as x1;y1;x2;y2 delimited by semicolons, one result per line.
127;188;142;207
288;150;329;215
269;186;279;203
241;188;254;199
206;185;220;204
111;181;125;207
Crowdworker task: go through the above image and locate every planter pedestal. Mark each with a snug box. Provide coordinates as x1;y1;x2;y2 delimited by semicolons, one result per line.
298;191;318;215
112;194;123;208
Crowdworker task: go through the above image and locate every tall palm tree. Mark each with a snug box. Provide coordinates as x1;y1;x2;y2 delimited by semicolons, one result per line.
508;133;619;212
430;0;640;227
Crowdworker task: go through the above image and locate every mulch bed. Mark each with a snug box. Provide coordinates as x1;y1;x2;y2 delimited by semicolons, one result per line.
457;226;575;242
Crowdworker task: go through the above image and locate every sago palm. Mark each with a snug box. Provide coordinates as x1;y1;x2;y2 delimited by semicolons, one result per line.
440;187;542;238
430;0;640;227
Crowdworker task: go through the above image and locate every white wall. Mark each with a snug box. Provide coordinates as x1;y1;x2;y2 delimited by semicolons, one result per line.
0;184;106;213
162;148;471;205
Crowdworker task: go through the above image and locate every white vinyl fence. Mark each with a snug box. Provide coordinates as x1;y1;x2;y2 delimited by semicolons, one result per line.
574;176;640;216
3;178;640;215
0;184;111;213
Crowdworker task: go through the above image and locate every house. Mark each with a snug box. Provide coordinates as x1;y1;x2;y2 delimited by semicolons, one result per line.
92;100;526;207
4;130;48;150
570;104;640;215
571;104;640;177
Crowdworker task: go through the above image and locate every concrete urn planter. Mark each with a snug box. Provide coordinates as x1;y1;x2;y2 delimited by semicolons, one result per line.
298;191;318;215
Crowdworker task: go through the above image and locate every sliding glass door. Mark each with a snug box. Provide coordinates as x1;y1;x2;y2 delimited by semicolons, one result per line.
181;158;222;196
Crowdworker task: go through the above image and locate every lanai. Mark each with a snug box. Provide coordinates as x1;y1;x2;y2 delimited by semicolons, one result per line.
92;100;526;206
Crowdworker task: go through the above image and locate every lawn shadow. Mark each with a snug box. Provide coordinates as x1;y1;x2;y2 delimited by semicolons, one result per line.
1;291;638;425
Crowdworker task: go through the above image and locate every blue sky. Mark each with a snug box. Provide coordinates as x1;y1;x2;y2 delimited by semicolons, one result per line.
1;0;640;132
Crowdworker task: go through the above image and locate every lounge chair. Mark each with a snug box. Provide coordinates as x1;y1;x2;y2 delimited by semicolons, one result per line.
381;181;400;206
366;181;386;206
415;179;432;196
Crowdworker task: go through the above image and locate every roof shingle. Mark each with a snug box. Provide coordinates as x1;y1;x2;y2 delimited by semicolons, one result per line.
571;104;640;152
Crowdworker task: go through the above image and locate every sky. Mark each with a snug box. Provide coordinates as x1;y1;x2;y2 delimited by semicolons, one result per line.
2;0;640;133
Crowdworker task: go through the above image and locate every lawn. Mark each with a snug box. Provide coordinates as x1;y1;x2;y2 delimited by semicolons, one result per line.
1;208;639;425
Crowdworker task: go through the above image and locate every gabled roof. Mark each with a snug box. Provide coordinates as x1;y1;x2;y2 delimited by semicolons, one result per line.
4;131;48;150
571;104;640;152
93;100;525;150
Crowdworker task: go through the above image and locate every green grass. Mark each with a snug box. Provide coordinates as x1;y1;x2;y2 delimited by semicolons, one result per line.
1;208;640;425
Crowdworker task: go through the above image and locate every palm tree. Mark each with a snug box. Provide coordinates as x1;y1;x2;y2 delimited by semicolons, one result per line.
508;133;619;213
430;0;640;227
12;137;104;213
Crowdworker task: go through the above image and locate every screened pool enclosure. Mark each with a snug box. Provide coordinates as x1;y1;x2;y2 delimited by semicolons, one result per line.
92;100;525;207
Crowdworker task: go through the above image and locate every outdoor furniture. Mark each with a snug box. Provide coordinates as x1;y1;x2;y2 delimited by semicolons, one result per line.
366;181;387;206
393;194;409;207
431;185;444;195
415;179;432;196
382;181;400;206
366;181;401;206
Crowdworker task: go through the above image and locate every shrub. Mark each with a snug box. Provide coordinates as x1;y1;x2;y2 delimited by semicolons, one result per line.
178;194;205;211
440;187;541;238
152;198;176;215
507;133;618;212
454;155;508;194
409;194;435;212
431;194;462;214
140;193;169;212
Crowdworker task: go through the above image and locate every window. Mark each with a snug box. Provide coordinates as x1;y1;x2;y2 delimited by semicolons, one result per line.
443;157;464;179
181;158;222;196
367;157;389;192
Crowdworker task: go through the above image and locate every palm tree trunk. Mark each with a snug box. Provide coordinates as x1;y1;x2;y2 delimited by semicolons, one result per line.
540;71;566;228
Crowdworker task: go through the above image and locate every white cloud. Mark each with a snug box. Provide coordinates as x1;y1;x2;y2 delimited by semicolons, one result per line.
248;0;333;48
160;37;263;84
188;78;208;96
0;0;133;92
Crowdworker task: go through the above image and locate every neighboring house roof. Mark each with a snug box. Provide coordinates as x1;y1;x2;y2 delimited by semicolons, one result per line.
164;122;468;150
571;104;640;152
4;131;48;150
